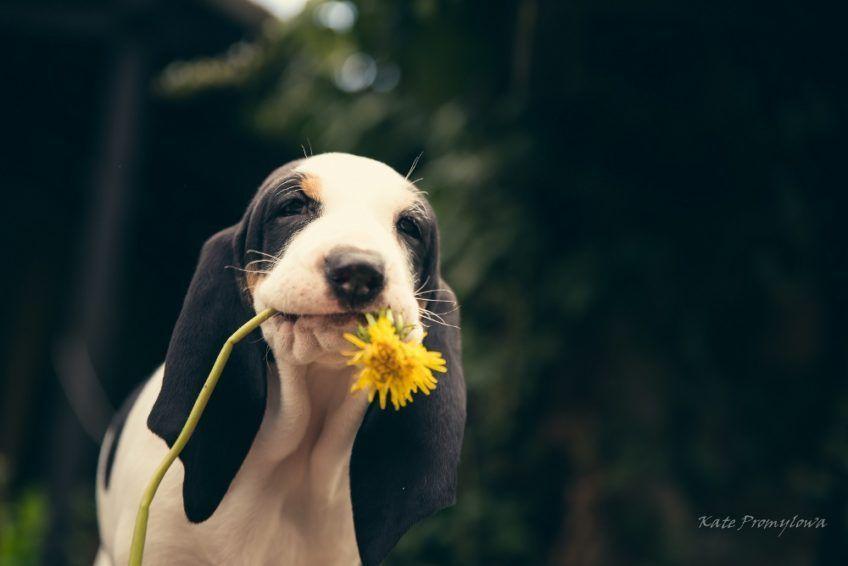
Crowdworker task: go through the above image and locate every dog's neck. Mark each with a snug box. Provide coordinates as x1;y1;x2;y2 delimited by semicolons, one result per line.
217;359;367;564
252;360;368;473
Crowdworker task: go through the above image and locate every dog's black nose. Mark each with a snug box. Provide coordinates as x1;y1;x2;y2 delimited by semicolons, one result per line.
325;247;386;309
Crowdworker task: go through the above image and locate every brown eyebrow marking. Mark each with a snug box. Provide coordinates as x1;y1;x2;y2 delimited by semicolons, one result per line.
299;173;322;201
244;271;265;294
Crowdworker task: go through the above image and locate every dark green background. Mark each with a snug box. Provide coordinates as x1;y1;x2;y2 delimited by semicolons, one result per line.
1;0;845;564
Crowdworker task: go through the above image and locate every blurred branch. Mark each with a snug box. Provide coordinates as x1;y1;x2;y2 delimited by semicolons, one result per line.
511;0;537;97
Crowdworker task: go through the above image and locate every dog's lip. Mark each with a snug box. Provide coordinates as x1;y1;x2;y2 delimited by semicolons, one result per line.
273;311;364;324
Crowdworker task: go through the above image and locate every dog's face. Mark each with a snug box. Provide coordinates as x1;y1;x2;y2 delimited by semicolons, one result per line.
245;153;434;364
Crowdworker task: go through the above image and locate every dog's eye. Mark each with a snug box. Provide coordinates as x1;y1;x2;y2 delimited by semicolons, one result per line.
396;216;421;239
278;197;308;217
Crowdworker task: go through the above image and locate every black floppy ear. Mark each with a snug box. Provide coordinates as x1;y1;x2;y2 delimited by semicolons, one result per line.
350;217;466;565
147;225;267;522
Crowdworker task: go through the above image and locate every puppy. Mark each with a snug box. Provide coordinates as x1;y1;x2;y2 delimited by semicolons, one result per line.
95;153;465;565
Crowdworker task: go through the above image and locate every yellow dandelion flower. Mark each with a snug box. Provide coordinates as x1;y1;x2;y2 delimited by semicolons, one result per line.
344;310;447;410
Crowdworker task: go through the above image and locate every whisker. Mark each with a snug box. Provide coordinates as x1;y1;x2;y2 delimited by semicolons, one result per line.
245;258;277;268
225;265;273;275
413;276;431;295
413;288;452;296
405;152;423;180
246;249;282;260
421;303;461;319
272;176;303;198
275;176;301;188
418;312;461;330
418;307;448;324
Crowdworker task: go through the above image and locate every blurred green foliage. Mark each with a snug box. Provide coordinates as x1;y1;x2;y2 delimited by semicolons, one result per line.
0;478;47;566
0;466;91;566
153;1;847;564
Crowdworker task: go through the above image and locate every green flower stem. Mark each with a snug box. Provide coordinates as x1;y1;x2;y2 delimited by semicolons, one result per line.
128;307;277;566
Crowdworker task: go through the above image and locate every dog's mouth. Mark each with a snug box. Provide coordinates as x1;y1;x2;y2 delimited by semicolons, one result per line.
274;311;364;325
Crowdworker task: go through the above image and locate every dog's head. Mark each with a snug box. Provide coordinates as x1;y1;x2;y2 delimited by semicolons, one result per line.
245;153;437;364
148;153;465;565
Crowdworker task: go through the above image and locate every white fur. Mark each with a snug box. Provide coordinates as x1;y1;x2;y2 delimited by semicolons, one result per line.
96;153;425;565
